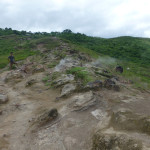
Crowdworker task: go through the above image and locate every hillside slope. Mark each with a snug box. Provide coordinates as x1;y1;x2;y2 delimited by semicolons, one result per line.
0;29;150;89
0;39;150;150
59;32;150;66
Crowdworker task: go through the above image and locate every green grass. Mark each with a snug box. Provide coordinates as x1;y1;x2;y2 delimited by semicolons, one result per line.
60;38;99;59
27;37;60;50
0;34;37;68
47;61;59;68
0;50;37;69
120;61;150;89
59;34;150;66
0;35;60;69
67;67;93;85
53;51;66;59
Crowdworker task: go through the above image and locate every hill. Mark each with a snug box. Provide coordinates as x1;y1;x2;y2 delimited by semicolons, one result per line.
58;31;150;66
0;28;150;89
0;30;150;149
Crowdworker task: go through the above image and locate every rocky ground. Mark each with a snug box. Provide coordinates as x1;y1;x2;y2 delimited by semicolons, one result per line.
0;41;150;150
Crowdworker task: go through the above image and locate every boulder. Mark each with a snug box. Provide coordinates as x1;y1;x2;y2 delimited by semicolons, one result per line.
69;91;97;111
30;108;58;128
92;132;142;150
60;83;76;97
85;80;103;91
0;94;8;104
104;79;120;91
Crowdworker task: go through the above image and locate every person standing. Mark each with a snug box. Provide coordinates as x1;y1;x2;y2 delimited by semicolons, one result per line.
8;52;17;69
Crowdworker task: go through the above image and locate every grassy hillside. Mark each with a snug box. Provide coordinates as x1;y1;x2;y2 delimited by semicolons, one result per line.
0;28;150;89
58;32;150;66
0;34;35;68
0;32;59;68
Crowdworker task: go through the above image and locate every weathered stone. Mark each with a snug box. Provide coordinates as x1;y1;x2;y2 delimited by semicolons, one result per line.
85;80;103;91
91;109;108;120
69;91;97;111
111;110;150;135
61;83;76;97
30;108;58;128
54;57;79;72
104;79;120;91
52;74;75;87
0;94;8;104
92;132;142;150
20;62;33;73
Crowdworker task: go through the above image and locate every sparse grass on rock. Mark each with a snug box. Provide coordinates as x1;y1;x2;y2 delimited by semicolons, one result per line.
66;67;94;85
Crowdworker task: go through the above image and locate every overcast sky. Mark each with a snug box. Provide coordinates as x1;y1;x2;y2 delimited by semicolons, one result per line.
1;0;150;38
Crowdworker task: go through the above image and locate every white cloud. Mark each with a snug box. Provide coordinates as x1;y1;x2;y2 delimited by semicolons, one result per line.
0;0;150;37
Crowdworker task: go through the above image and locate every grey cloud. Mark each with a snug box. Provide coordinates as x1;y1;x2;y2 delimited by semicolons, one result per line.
0;0;150;38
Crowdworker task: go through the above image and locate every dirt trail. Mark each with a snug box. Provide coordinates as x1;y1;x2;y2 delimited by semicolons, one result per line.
0;71;61;150
0;70;99;150
0;68;150;150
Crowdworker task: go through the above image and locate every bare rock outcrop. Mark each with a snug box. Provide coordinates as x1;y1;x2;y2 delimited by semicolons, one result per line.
85;80;103;91
60;83;76;97
52;74;75;87
29;108;58;129
69;91;98;111
104;79;120;91
111;109;150;135
92;132;142;150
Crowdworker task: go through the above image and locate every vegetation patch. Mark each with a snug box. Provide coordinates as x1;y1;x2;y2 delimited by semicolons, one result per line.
47;61;59;68
66;67;93;85
42;76;50;83
53;51;66;59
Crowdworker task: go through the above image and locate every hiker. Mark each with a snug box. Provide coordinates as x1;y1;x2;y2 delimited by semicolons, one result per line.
8;52;17;69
